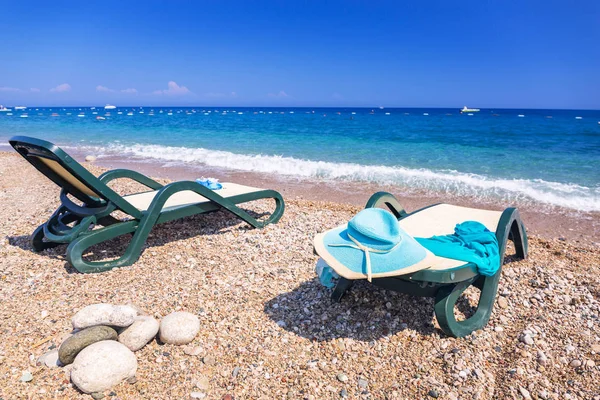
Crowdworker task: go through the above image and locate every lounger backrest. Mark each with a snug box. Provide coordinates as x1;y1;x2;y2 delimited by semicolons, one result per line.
9;136;125;208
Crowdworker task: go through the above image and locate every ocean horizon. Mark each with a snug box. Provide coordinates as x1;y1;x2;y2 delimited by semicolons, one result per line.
1;106;599;212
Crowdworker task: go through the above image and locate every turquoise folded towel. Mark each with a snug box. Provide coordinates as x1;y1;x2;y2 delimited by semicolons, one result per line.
196;177;222;190
316;258;340;288
416;221;500;276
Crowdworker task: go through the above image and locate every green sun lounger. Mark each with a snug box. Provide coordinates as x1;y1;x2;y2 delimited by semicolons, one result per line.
314;192;527;338
9;136;285;273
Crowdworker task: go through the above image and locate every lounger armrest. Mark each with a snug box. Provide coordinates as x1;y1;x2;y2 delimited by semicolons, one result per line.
146;181;267;228
99;169;164;190
365;192;408;219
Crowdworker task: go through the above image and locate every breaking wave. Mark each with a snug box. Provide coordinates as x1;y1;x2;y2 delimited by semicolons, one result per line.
100;143;600;212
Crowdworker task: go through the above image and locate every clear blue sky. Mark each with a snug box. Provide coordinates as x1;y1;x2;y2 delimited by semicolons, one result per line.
1;0;598;108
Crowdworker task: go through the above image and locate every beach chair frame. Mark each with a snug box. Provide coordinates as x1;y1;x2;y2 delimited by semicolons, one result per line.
328;192;528;337
10;136;285;273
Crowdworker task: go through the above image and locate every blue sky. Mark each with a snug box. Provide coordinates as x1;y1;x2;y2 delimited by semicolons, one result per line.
0;0;598;108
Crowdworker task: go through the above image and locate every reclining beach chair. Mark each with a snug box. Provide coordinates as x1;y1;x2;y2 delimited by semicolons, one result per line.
9;136;285;273
314;192;527;337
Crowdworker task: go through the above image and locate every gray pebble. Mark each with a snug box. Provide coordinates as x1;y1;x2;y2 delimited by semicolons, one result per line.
428;389;439;398
59;326;118;365
340;389;348;398
358;378;368;389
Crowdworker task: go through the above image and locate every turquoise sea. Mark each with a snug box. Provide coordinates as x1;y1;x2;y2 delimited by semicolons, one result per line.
1;107;599;212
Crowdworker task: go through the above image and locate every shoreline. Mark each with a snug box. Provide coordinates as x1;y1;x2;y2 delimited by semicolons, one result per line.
59;150;600;244
1;147;598;244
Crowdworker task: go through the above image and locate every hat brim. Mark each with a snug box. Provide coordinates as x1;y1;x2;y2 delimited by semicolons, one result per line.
314;224;439;280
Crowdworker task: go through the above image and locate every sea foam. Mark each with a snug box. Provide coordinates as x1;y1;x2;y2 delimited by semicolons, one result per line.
101;143;600;212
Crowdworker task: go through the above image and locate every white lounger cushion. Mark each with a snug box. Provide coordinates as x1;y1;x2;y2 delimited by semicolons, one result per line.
399;204;502;237
398;204;502;272
123;182;262;212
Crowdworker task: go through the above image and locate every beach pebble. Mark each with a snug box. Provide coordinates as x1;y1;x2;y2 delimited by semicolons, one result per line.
519;387;532;399
159;312;200;345
20;371;33;382
118;315;159;351
570;359;582;368
520;334;534;346
497;297;508;309
38;349;61;368
183;345;203;356
337;373;348;382
85;155;97;162
59;325;118;365
70;341;137;394
190;392;206;399
591;344;600;353
72;304;137;329
358;378;368;389
195;375;210;390
428;389;439;398
537;351;549;366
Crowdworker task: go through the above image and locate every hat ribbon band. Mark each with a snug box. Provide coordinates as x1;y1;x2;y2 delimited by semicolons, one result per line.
328;233;401;282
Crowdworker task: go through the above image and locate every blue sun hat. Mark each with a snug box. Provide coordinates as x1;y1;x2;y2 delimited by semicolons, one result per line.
313;208;435;281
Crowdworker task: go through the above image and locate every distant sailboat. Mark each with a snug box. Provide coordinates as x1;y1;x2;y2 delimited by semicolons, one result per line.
461;106;480;113
104;104;116;110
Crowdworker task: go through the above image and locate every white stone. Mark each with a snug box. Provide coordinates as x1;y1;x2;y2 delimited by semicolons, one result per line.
85;155;97;162
519;387;532;400
159;312;200;345
38;349;61;368
70;341;137;394
72;304;138;329
118;316;159;351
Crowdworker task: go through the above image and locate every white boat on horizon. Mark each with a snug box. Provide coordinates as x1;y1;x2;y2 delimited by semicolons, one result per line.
0;105;12;112
104;104;116;110
461;106;480;113
14;106;27;110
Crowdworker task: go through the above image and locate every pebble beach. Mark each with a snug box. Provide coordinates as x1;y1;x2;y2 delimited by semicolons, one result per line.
0;151;599;399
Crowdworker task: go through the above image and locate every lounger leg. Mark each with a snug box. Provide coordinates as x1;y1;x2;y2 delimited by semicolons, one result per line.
331;278;354;302
434;269;501;338
497;208;528;264
31;223;63;251
66;221;140;273
510;219;528;260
